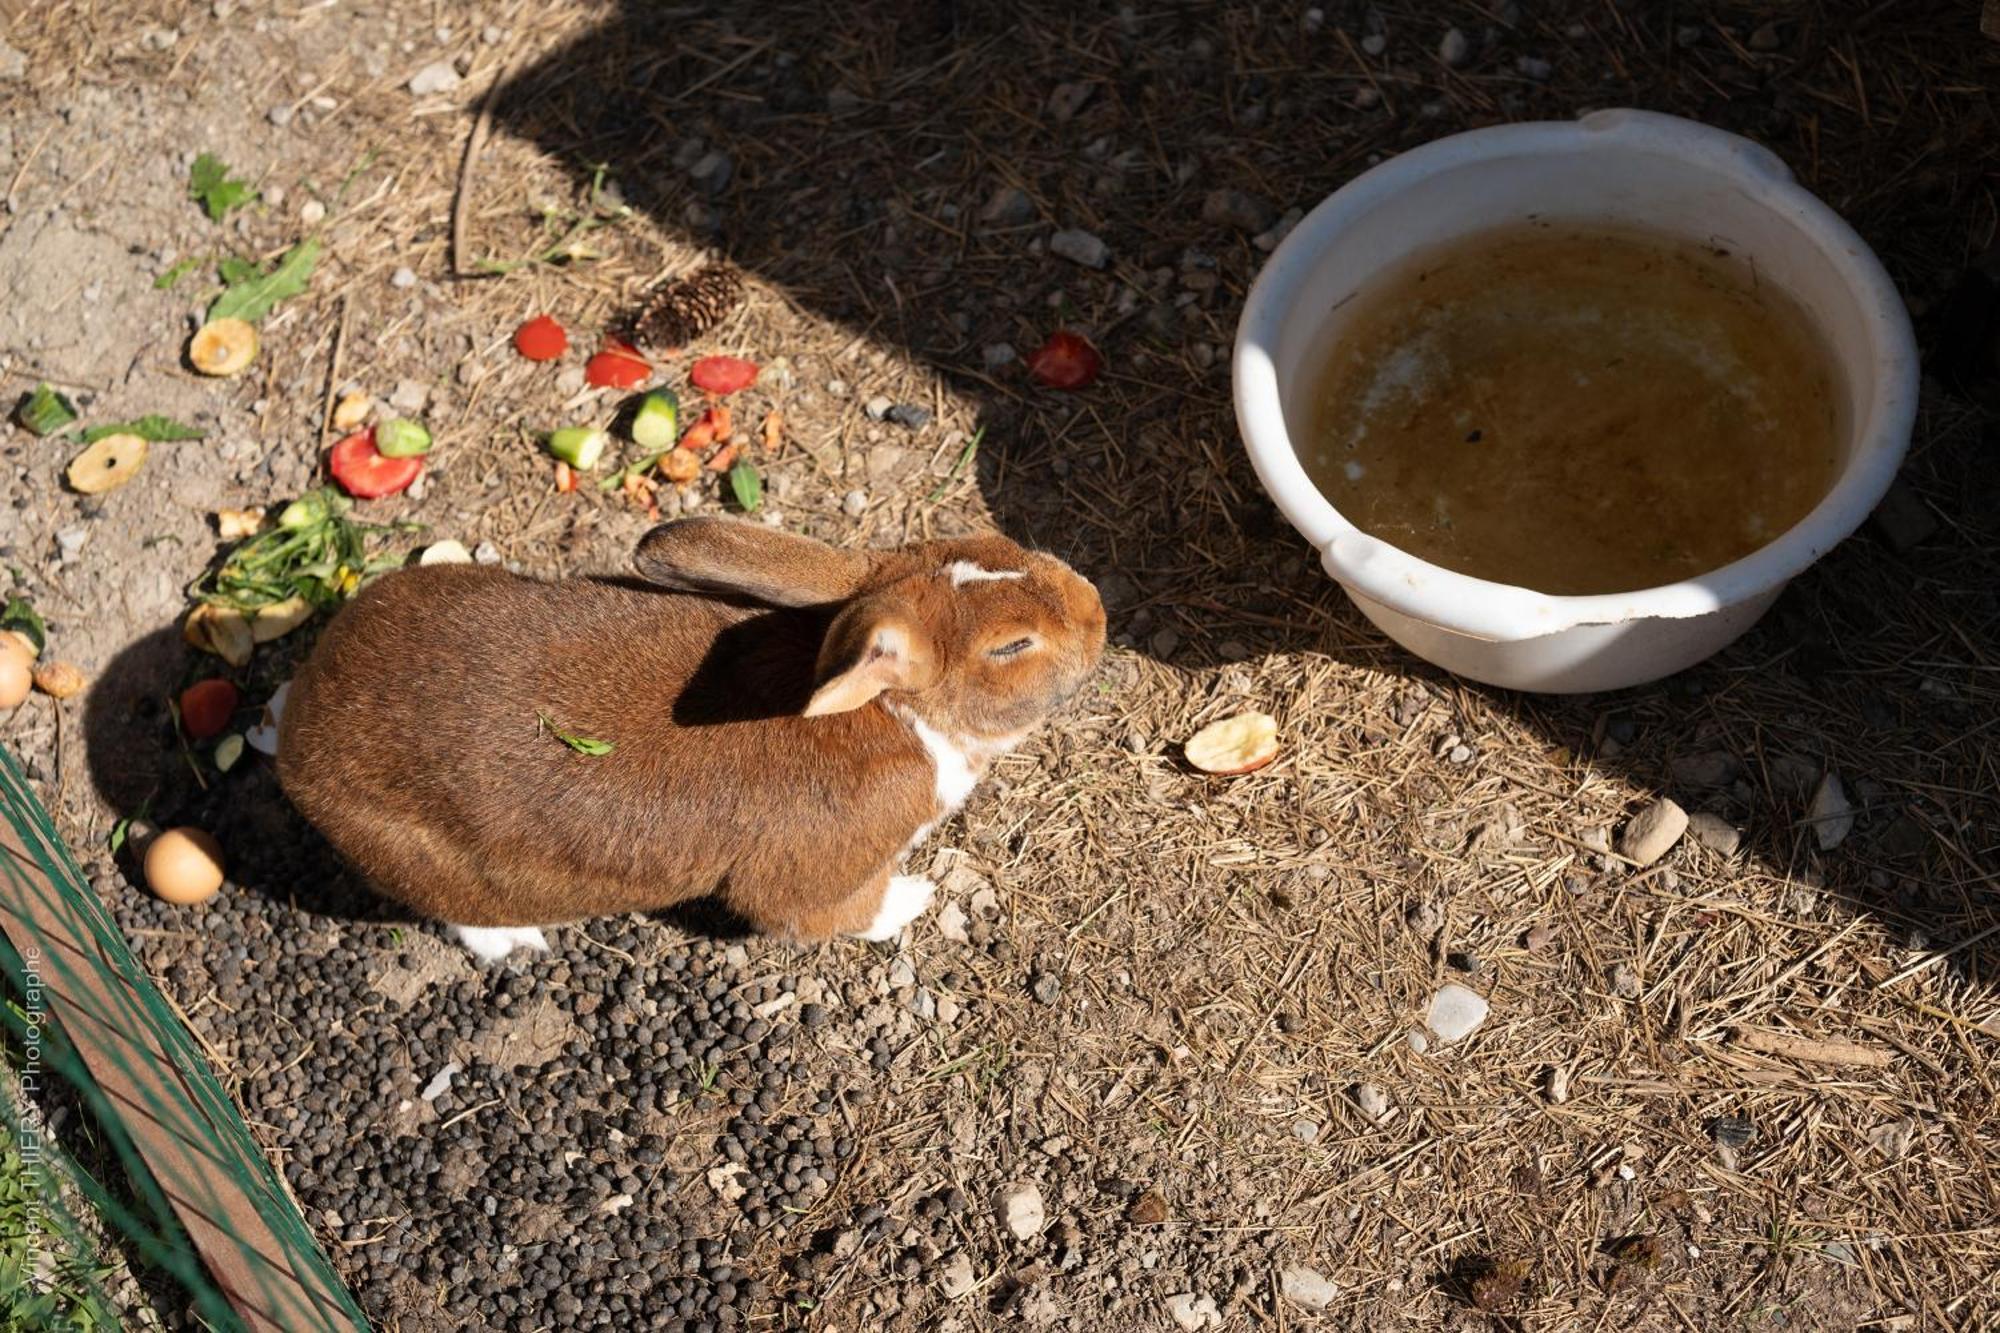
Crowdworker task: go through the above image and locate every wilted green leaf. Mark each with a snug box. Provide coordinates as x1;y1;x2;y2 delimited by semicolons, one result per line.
539;712;614;756
728;459;763;514
189;153;257;222
154;256;201;290
17;384;78;436
209;238;321;323
82;416;206;444
0;595;46;652
216;256;261;284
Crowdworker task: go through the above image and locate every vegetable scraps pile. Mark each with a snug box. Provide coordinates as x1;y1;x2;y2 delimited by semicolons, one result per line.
516;315;774;519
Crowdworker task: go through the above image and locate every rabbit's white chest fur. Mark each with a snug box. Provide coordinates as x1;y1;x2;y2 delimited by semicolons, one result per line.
892;708;1027;856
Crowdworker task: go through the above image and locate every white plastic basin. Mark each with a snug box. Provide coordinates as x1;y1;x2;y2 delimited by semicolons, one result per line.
1233;109;1918;693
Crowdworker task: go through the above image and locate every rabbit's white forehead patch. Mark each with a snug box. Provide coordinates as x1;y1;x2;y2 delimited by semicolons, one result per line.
946;560;1023;587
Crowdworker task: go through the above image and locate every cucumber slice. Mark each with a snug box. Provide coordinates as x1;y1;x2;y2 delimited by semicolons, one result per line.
547;427;608;471
375;417;433;457
18;383;78;436
630;389;681;451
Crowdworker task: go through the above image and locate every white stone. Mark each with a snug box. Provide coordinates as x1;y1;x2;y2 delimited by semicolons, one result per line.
997;1181;1046;1239
1280;1267;1338;1310
407;61;461;96
1425;983;1489;1042
1164;1293;1221;1330
419;1061;460;1101
940;1250;976;1299
1809;772;1854;850
1049;229;1109;268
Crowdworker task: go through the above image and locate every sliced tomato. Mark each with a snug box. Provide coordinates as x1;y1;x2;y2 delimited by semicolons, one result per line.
179;678;240;741
513;315;567;361
1027;329;1104;390
329;428;422;499
585;347;651;390
690;355;760;395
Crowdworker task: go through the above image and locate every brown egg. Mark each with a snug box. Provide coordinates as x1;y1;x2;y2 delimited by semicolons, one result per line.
0;650;30;711
143;827;226;905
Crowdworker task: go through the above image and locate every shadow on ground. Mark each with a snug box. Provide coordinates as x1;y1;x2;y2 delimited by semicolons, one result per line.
486;1;1998;969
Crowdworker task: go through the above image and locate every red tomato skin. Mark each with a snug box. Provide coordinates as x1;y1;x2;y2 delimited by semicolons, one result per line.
514;316;567;361
1027;330;1104;389
585;350;651;390
179;679;240;740
329;429;423;499
689;355;760;395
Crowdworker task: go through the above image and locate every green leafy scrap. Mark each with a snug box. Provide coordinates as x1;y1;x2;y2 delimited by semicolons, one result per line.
81;416;206;444
0;595;45;653
188;153;257;222
154;256;201;290
209;238;321;323
728;459;763;514
539;712;614;756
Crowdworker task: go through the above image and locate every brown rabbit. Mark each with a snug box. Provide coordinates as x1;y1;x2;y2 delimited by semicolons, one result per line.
271;517;1106;960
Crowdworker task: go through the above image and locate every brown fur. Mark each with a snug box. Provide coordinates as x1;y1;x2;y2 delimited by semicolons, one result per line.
275;519;1105;937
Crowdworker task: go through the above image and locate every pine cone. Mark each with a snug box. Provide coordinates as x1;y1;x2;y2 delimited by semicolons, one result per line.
627;264;744;352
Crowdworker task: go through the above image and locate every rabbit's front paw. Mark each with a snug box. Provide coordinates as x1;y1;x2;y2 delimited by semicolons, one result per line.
854;876;935;942
449;923;551;963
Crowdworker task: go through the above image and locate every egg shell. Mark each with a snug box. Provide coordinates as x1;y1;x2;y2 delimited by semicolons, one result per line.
144;827;225;905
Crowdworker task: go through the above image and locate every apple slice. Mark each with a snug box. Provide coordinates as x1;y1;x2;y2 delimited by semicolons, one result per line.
1184;711;1280;775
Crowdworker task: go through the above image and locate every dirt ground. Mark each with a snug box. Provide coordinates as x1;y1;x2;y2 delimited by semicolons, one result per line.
2;0;1997;1330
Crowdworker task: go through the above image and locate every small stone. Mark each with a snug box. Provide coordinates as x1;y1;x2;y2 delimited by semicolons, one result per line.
1439;27;1471;66
1517;55;1553;80
1808;772;1854;850
389;379;430;414
939;1250;976;1300
1523;923;1554;953
267;103;293;127
1671;750;1739;787
419;1061;460;1101
1049;229;1110;268
1687;812;1742;857
1608;961;1642;1000
1045;81;1094;121
141;27;180;51
997;1181;1046;1239
1201;188;1278;235
982;342;1016;369
407;61;462;96
935;899;969;943
1748;21;1783;52
689;150;733;193
1351;1083;1390;1124
1404;899;1442;936
1029;971;1061;1005
1126;1190;1169;1226
300;200;326;226
1280;1267;1338;1311
1164;1293;1221;1331
1291;1119;1319;1143
982;186;1034;226
864;395;893;421
1253;207;1303;252
1448;950;1482;975
472;541;502;566
1361;33;1388;56
840;489;868;519
1545;1066;1570;1103
0;41;24;81
480;24;506;45
1448;744;1474;765
391;266;417;289
55;527;88;562
332;392;372;431
1618;798;1688;867
884;403;932;429
1406;1028;1429;1054
1302;7;1325;34
1425;983;1488;1042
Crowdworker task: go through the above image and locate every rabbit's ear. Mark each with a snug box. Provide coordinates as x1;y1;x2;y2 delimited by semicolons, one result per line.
804;602;936;716
635;517;873;606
